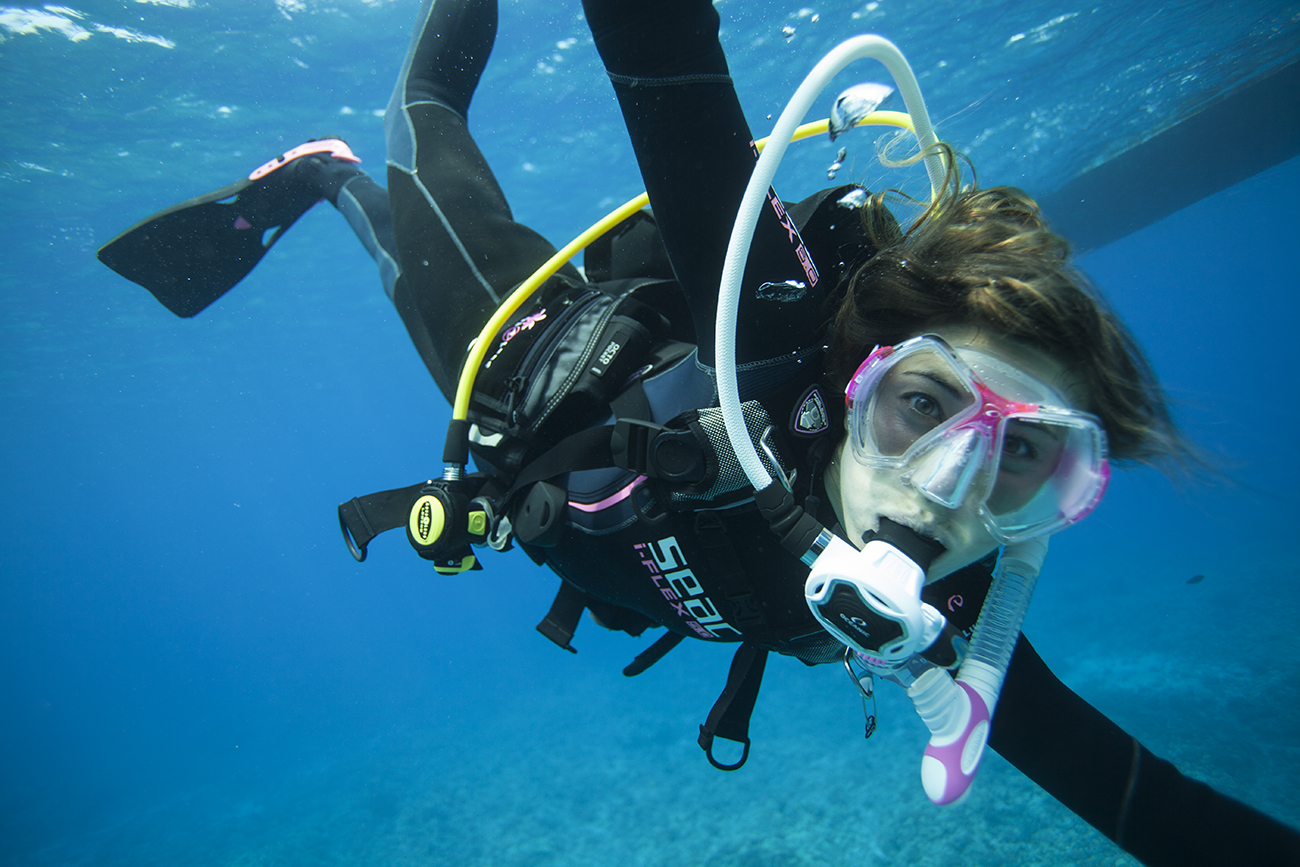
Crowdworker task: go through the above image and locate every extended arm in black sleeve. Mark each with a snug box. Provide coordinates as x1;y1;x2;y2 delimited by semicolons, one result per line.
991;636;1300;866
582;0;831;373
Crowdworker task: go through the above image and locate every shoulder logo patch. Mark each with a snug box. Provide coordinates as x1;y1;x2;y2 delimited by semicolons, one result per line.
792;385;830;436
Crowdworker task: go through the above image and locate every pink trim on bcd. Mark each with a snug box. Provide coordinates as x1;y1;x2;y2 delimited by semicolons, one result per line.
568;476;647;513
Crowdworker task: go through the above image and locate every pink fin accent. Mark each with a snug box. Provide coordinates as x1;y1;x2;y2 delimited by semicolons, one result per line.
247;138;361;182
233;216;253;230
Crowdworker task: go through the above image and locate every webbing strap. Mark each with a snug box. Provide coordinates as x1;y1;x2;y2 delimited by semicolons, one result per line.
505;425;616;502
535;581;587;653
622;631;685;677
694;512;764;629
609;378;652;421
698;642;769;771
338;482;429;562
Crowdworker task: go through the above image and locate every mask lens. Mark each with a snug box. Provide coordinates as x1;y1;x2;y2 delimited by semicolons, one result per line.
986;413;1108;540
855;344;979;460
986;417;1069;514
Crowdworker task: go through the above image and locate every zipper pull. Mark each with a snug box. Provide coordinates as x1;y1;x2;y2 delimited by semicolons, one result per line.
503;374;526;425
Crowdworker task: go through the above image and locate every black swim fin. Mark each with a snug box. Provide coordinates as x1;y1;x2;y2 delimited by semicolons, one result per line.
97;139;360;318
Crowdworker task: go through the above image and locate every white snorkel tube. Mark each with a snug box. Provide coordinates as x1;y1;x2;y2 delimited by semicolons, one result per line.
716;35;942;481
716;34;1047;805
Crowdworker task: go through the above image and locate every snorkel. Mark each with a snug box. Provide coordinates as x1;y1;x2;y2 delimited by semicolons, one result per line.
716;34;1050;805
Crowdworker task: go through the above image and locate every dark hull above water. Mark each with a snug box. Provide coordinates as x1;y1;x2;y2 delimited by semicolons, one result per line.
1042;58;1300;253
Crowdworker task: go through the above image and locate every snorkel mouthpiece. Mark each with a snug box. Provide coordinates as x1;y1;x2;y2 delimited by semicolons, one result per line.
804;518;952;664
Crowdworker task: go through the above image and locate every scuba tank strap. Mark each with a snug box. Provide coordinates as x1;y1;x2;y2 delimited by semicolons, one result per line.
698;641;769;771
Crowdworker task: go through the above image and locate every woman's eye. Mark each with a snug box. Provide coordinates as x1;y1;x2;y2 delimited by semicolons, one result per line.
1002;434;1039;462
904;392;943;419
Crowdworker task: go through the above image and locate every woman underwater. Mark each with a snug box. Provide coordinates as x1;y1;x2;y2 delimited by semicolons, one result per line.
98;0;1300;863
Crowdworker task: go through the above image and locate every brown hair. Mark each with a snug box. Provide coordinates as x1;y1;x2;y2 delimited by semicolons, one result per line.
826;143;1187;467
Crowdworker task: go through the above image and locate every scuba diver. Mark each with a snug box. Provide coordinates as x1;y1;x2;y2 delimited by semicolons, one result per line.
98;0;1300;864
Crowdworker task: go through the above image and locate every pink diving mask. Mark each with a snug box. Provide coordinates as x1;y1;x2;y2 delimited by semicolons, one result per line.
844;334;1110;543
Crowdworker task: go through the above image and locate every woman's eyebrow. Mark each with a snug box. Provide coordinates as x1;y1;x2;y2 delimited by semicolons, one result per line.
1009;418;1064;442
900;369;966;399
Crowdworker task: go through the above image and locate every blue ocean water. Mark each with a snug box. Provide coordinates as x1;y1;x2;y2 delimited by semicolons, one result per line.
2;1;1298;864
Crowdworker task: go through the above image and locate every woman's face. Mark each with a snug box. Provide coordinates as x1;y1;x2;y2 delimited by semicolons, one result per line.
827;325;1086;581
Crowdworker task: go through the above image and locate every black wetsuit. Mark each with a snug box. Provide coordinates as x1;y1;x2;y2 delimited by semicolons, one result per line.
325;0;1300;863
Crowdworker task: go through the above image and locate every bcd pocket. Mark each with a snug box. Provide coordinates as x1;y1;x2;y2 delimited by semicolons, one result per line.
468;281;672;473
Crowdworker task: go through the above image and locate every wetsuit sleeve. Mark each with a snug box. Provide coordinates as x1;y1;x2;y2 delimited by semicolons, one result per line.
582;0;829;376
991;636;1300;865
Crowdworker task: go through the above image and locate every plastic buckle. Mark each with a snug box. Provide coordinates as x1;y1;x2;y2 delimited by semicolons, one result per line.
611;418;663;475
611;418;707;483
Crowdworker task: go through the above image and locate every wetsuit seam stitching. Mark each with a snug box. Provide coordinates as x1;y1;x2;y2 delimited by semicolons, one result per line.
396;0;437;107
402;98;467;121
336;183;401;302
403;169;501;304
